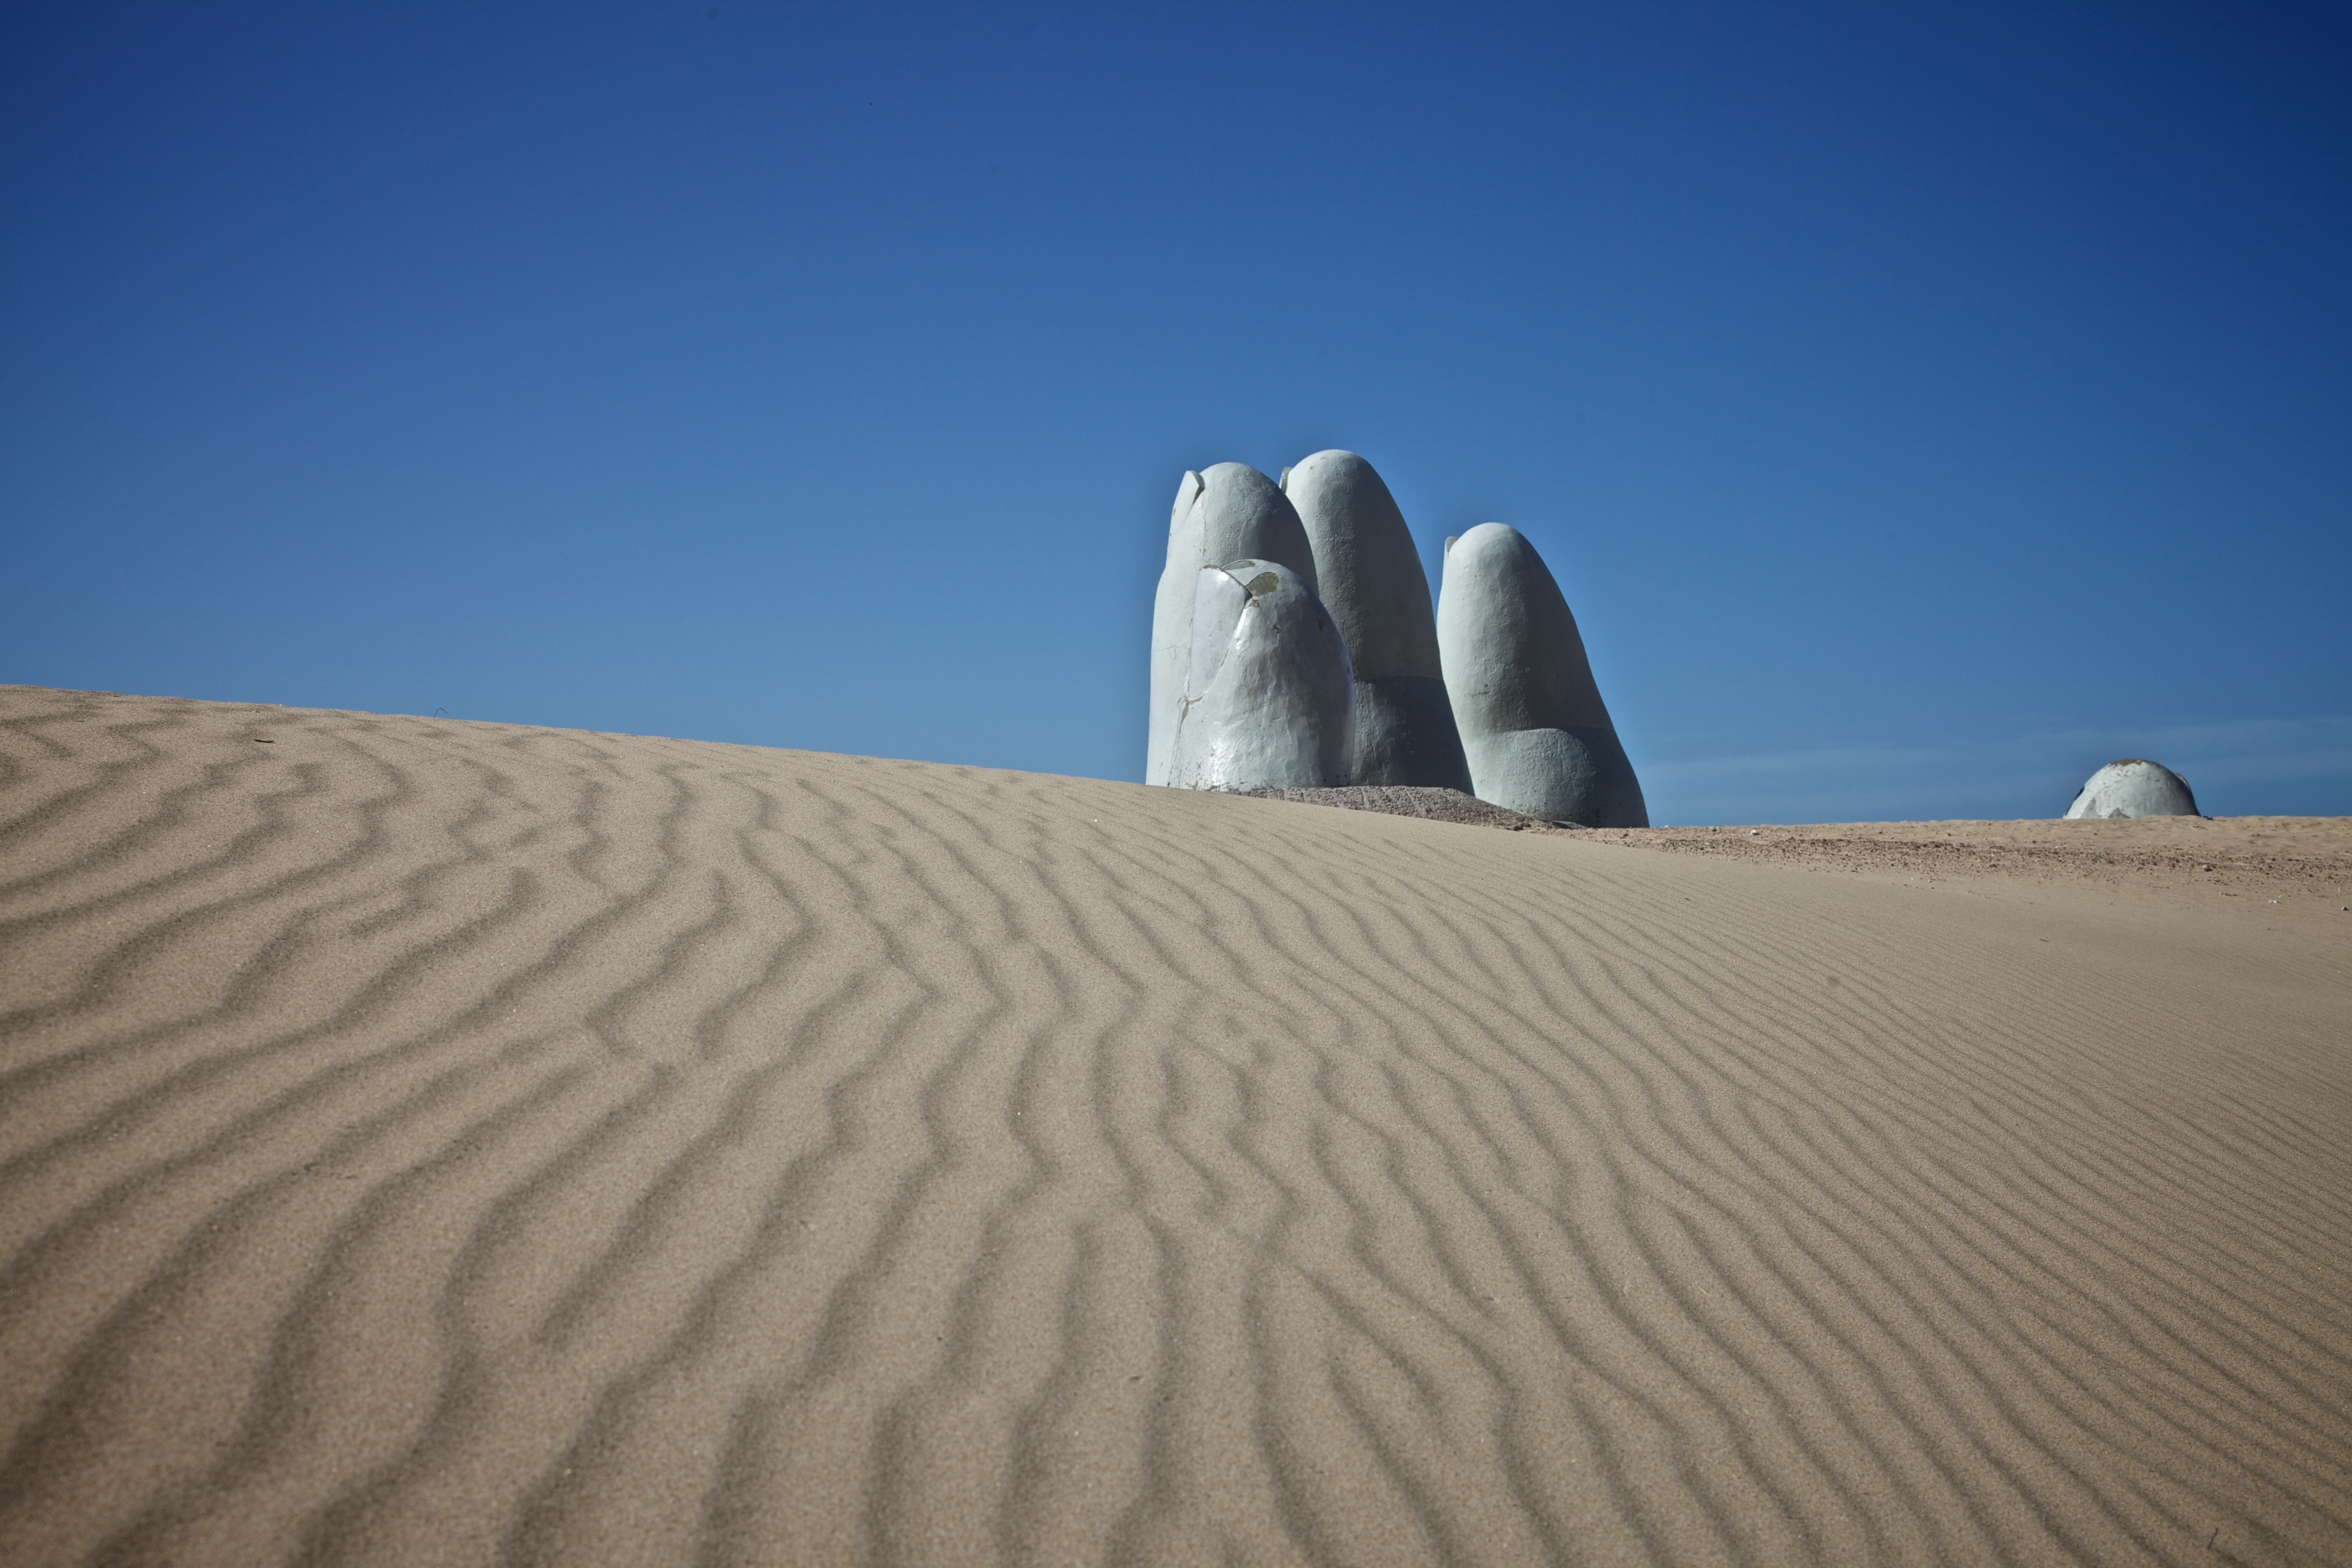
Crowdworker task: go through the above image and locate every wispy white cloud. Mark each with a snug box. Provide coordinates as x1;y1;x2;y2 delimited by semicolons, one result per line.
1638;716;2352;823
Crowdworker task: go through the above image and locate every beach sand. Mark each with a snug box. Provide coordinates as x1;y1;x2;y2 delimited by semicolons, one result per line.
3;686;2347;1566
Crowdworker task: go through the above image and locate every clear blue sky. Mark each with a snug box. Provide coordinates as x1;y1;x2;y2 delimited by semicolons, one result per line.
5;2;2347;821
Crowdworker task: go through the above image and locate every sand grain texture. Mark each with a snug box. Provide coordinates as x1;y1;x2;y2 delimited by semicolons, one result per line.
2;688;2348;1566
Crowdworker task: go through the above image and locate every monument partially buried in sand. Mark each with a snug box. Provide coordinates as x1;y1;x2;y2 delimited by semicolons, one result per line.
2064;758;2200;819
1147;449;1648;827
1144;456;2222;829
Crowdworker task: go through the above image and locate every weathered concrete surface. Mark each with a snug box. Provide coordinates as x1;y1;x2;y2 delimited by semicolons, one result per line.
1347;677;1473;793
1436;523;1648;828
1284;451;1472;791
1166;560;1353;792
2064;758;2201;819
1147;465;1319;786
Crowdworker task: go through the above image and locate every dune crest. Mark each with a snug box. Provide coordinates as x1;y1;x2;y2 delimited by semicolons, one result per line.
3;688;2348;1566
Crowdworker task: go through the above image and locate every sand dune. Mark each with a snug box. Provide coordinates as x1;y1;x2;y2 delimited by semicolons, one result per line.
2;686;2348;1566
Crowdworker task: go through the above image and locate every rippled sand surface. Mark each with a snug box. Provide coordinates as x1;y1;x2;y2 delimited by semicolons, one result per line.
3;687;2348;1566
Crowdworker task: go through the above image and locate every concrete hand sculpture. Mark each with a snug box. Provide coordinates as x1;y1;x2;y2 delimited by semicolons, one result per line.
1146;457;1643;823
2063;759;2200;819
1165;560;1354;792
1147;464;1320;787
1282;451;1473;792
1436;523;1648;827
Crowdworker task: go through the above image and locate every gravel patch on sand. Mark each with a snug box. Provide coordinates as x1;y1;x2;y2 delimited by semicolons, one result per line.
1240;785;1569;832
1583;816;2352;906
